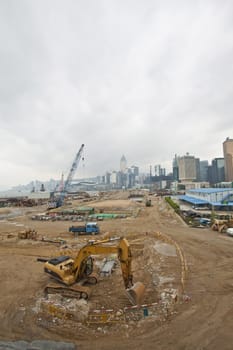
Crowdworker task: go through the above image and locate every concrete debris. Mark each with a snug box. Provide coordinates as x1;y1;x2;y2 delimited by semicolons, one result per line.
183;294;192;302
35;295;89;322
41;237;66;245
161;288;178;300
100;257;116;276
159;276;175;285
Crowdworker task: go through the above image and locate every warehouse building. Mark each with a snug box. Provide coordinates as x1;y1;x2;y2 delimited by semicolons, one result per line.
179;188;233;211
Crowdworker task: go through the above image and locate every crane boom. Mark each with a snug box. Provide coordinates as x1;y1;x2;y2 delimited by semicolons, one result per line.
63;143;84;192
48;143;84;209
58;143;84;205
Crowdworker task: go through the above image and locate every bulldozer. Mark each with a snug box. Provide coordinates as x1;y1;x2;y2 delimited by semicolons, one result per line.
43;237;145;305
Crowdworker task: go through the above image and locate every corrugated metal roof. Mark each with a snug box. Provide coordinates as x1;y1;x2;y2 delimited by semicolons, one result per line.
179;195;233;207
211;201;233;206
179;195;209;204
188;188;233;194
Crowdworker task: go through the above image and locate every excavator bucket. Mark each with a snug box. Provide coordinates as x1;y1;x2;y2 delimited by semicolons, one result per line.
126;282;145;305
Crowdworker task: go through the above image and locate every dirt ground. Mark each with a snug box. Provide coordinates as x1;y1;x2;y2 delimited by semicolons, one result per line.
0;191;233;350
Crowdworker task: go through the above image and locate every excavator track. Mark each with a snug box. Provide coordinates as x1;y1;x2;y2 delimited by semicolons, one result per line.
45;283;91;300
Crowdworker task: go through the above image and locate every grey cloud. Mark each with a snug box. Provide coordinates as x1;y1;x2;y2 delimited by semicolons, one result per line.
0;0;233;188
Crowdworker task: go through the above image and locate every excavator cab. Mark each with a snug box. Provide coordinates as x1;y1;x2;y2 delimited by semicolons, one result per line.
80;256;93;277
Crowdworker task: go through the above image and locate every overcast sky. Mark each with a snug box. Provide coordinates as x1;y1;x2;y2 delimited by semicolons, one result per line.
1;0;233;190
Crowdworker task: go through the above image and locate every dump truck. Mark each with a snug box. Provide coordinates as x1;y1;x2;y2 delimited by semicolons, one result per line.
43;237;145;305
69;222;99;236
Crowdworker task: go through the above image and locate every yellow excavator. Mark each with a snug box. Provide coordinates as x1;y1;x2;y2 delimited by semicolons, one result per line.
43;237;145;305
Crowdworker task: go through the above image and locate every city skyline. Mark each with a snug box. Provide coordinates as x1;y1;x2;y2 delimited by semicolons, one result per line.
2;141;229;192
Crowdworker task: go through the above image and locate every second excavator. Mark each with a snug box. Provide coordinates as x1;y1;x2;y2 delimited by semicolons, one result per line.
43;237;145;305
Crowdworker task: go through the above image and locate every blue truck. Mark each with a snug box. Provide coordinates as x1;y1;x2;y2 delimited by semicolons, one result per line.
69;222;100;236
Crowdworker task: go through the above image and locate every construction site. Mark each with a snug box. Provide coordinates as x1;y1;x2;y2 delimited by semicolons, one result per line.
0;188;233;350
1;145;233;350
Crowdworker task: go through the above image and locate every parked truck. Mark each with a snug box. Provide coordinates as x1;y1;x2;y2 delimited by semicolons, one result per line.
69;222;100;236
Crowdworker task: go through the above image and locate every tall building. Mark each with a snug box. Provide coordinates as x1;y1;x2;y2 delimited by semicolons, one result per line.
154;165;161;176
223;137;233;181
195;158;201;181
208;158;225;184
172;154;179;181
110;171;118;186
199;160;209;182
120;155;127;173
177;153;197;181
154;165;166;177
131;166;139;176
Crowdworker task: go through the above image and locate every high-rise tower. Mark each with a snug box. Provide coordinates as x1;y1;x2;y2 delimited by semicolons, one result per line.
120;155;127;173
223;137;233;181
209;158;225;184
172;154;179;181
177;153;197;181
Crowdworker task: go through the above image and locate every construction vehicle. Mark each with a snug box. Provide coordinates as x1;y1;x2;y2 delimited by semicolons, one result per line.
145;199;152;207
211;219;233;233
69;222;100;236
43;237;145;305
192;217;211;227
48;144;85;209
18;228;37;240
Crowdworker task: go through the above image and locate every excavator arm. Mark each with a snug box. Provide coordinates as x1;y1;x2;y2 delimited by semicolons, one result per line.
71;237;133;289
44;237;145;305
